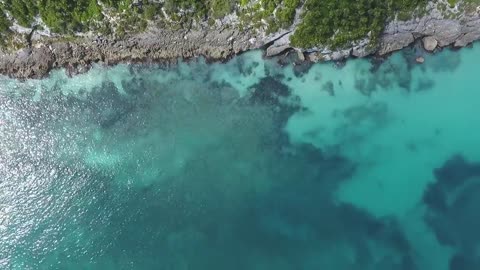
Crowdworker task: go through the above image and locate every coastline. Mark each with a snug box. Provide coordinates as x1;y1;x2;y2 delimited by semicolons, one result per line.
1;4;480;80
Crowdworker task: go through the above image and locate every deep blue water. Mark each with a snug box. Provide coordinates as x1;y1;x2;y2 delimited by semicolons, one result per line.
1;46;480;270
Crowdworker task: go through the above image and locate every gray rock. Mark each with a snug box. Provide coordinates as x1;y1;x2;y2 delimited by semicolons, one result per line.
378;33;414;55
423;36;438;51
432;20;462;46
265;33;293;57
350;38;373;58
455;30;480;47
266;44;291;57
330;49;352;60
265;32;292;57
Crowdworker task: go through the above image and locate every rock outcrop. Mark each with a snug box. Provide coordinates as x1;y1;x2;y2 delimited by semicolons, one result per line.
0;26;262;79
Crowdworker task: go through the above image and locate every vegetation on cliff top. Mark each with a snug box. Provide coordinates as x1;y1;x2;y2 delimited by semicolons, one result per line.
0;0;456;51
290;0;428;49
0;0;300;38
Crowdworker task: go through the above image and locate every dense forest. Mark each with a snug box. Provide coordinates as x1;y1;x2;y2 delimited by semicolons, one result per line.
0;0;440;49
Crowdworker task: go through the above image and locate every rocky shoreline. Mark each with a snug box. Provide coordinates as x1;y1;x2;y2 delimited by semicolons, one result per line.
0;26;263;79
268;3;480;61
1;4;480;79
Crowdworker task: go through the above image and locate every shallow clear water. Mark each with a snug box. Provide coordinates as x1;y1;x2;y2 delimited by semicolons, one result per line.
1;45;479;270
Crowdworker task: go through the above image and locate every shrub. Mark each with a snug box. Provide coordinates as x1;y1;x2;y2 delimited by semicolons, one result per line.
291;0;427;48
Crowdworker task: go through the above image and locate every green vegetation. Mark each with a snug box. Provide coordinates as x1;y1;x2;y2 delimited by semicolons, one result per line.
3;0;38;27
143;3;160;20
0;0;302;39
38;0;104;33
238;0;300;33
291;0;427;49
163;0;207;21
210;0;235;18
0;8;11;33
0;0;457;51
277;0;301;27
0;0;104;32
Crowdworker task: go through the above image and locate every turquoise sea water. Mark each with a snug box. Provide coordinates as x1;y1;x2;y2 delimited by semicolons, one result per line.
1;45;480;270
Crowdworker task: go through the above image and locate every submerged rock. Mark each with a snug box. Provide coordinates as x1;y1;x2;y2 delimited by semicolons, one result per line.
416;56;425;64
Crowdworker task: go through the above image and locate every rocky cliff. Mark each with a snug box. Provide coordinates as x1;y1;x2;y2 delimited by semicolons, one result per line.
1;2;480;79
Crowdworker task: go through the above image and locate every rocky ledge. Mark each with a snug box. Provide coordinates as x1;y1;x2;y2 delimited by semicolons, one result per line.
0;26;265;79
1;3;480;79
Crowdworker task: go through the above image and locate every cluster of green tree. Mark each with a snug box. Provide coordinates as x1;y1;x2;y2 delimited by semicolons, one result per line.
0;0;104;32
0;0;302;36
290;0;427;49
0;0;160;38
39;0;104;33
238;0;300;33
261;0;300;32
276;0;301;28
162;0;238;21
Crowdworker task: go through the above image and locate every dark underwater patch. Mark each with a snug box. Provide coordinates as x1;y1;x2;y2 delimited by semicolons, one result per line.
293;61;314;78
86;81;135;129
424;155;480;266
322;81;335;96
354;77;377;95
433;155;480;188
247;76;302;129
234;56;260;77
415;78;435;92
249;76;290;102
449;253;479;270
82;139;415;270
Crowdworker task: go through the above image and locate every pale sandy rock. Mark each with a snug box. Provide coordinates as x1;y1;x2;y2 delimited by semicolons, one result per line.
422;36;438;51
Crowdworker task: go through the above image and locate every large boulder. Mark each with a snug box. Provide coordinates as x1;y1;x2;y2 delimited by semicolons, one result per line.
422;36;438;52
